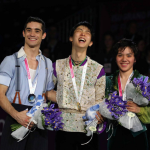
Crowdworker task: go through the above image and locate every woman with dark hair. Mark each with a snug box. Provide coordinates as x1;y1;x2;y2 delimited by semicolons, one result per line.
106;38;150;150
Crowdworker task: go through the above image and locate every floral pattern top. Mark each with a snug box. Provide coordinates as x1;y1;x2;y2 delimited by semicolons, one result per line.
52;56;105;132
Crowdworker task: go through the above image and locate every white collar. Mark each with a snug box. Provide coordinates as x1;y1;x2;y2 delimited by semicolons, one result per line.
17;46;44;60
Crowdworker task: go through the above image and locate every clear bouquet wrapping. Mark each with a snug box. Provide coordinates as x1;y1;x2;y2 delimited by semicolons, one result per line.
82;104;101;136
11;95;44;141
99;91;127;120
118;111;143;132
99;100;114;120
32;103;48;130
82;104;106;145
83;104;106;135
126;83;149;106
101;91;143;132
33;102;64;131
119;76;150;132
11;96;64;142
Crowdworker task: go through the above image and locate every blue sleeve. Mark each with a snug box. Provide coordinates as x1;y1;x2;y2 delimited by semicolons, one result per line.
0;55;15;86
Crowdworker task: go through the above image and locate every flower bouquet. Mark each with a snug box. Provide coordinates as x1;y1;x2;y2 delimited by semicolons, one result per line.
100;91;143;132
11;95;64;142
126;76;150;106
34;103;64;131
118;76;150;132
99;91;127;120
11;95;44;142
82;104;106;136
118;111;143;132
82;104;106;145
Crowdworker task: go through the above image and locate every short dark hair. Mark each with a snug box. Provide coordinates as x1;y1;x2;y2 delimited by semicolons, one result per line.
24;16;46;34
103;31;115;41
113;38;138;57
69;21;94;41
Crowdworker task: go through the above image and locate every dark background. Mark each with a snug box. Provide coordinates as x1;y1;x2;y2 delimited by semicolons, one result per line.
1;0;150;149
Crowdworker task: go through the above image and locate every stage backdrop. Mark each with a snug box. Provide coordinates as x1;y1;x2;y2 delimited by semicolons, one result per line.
98;0;150;49
1;0;150;149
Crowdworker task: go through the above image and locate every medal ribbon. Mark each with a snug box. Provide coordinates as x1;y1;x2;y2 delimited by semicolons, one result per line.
24;58;37;95
118;75;122;96
69;56;87;104
118;72;134;97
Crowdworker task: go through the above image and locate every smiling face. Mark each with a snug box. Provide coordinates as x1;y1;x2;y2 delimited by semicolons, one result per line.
69;25;93;49
23;21;46;48
116;47;136;73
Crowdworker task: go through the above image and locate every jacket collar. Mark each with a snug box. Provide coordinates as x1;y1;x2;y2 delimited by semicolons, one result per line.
17;46;44;60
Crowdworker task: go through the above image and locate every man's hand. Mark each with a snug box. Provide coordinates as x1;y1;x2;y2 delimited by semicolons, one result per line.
126;101;140;113
95;111;105;124
0;85;35;129
46;90;57;103
15;110;31;128
16;110;36;130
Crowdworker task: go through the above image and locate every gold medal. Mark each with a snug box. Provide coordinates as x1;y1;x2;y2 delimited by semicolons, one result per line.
77;102;81;111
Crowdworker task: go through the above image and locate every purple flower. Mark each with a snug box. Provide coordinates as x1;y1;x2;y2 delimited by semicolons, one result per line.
144;76;149;84
116;100;127;107
111;112;119;119
41;103;64;130
50;104;55;109
132;76;150;101
105;91;127;119
52;122;64;131
41;107;49;113
133;76;143;86
45;118;51;126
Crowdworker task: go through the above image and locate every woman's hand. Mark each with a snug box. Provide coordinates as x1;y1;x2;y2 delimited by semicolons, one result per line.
126;101;140;113
96;111;105;124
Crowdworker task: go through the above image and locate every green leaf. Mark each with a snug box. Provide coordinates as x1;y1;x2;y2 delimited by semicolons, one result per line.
11;123;22;131
47;101;51;107
41;114;45;127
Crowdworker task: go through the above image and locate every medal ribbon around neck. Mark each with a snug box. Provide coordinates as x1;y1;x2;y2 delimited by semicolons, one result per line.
118;75;122;97
118;72;135;130
69;56;87;108
24;58;40;103
118;72;134;97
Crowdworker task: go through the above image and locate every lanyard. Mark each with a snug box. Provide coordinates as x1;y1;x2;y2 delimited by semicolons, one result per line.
24;58;38;95
118;75;122;96
118;72;134;97
69;56;87;104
